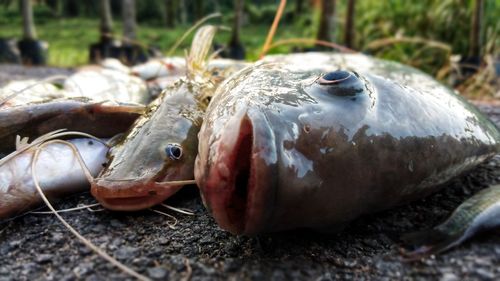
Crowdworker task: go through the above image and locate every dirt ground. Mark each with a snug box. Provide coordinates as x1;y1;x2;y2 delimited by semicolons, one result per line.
0;65;499;281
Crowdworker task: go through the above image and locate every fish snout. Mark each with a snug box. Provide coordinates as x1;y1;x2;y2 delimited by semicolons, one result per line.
196;109;278;235
90;178;182;211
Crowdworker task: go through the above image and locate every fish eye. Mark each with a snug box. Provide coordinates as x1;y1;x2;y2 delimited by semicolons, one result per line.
318;70;352;85
165;143;183;160
316;70;364;97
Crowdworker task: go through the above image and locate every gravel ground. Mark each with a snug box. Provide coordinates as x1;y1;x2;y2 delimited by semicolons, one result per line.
0;66;500;281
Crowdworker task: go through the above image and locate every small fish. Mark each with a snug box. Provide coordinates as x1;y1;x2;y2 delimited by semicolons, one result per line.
90;80;206;210
0;98;143;153
402;185;500;259
130;57;186;80
0;137;108;220
195;53;500;235
91;26;222;210
64;68;150;105
0;79;65;107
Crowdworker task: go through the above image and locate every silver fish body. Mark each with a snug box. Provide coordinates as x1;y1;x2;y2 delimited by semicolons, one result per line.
0;138;108;220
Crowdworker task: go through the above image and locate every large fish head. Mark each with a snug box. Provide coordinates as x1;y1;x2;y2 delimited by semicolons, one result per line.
91;81;202;210
195;63;375;234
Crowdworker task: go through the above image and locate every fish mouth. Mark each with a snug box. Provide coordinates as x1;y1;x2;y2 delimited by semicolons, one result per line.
197;110;276;235
90;179;182;211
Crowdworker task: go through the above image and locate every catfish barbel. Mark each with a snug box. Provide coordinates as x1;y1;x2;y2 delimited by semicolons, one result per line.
195;52;500;240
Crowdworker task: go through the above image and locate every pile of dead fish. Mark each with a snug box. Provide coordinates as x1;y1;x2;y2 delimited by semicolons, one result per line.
1;26;500;260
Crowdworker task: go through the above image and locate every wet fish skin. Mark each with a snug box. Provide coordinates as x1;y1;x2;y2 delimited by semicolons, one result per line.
0;98;143;153
90;26;249;211
64;68;150;105
0;80;63;107
0;138;108;220
195;55;500;235
91;79;205;210
402;185;500;258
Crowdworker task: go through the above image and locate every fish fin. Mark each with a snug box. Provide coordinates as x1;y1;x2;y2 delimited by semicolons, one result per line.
186;25;217;79
401;185;500;260
15;135;30;151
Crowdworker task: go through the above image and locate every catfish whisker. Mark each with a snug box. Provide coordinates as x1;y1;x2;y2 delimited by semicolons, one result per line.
0;129;109;168
31;140;151;281
160;204;195;216
155;179;197;187
30;203;102;214
35;140;96;184
149;208;178;229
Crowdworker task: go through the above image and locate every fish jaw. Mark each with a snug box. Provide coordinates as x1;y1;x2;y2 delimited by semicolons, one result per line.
90;179;182;211
196;109;278;235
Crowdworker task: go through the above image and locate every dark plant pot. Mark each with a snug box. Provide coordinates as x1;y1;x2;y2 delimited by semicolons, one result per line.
216;41;246;60
89;38;122;63
0;38;21;63
17;39;48;65
119;43;149;65
226;41;246;60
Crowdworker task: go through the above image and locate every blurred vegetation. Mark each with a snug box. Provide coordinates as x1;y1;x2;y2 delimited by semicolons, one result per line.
0;0;498;97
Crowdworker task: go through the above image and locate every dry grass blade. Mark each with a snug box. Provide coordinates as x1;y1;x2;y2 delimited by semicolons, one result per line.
365;36;452;53
181;258;193;281
0;129;109;168
457;55;498;98
160;204;195;216
259;0;287;58
31;140;151;281
150;208;178;229
30;203;102;214
166;13;221;57
268;38;357;53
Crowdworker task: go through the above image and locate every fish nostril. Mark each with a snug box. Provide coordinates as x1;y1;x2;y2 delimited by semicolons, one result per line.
148;190;157;196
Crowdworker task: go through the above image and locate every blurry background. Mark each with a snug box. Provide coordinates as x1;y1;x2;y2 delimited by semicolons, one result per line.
0;0;498;98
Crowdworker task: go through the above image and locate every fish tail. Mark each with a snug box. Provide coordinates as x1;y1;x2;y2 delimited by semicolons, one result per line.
401;185;500;260
400;228;463;260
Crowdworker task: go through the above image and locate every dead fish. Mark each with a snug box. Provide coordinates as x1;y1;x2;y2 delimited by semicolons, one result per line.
0;137;108;220
194;54;500;235
0;79;65;107
0;98;143;152
64;68;150;105
130;57;186;80
146;58;251;98
90;80;204;210
100;58;132;73
91;26;219;211
402;184;500;258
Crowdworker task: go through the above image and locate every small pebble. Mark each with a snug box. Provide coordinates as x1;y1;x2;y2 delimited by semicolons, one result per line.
147;267;168;280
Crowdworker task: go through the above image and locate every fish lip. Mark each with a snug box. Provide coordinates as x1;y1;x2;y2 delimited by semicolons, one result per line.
90;179;182;211
199;109;276;235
